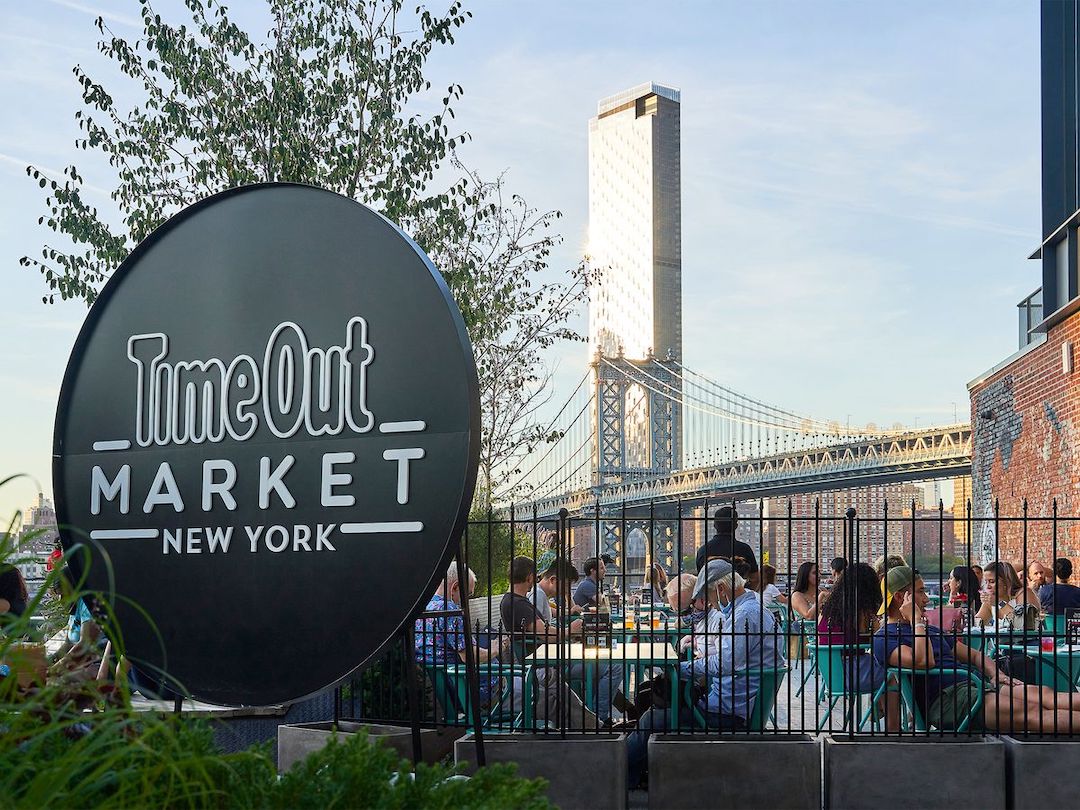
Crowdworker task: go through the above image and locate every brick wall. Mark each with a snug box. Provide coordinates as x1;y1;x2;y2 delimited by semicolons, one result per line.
969;310;1080;566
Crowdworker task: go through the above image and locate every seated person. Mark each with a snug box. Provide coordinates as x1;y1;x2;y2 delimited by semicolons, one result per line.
756;563;787;611
627;559;785;787
414;562;505;707
677;561;724;663
528;552;624;723
790;561;819;619
1044;557;1080;615
873;554;908;580
642;563;668;604
501;556;599;729
975;561;1041;629
665;574;700;628
875;566;1080;733
572;556;605;608
528;551;580;625
817;561;898;729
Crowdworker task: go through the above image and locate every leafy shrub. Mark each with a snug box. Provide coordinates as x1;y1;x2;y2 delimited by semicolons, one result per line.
1;488;550;809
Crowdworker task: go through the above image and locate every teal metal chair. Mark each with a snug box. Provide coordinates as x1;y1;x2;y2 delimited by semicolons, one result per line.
792;619;818;697
683;666;789;731
888;667;987;732
812;643;883;731
430;661;536;731
1044;613;1067;637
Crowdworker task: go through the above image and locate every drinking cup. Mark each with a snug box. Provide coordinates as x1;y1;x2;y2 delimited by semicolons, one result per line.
1041;636;1055;653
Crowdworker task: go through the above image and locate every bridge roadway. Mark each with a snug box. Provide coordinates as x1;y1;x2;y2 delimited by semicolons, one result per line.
526;424;971;519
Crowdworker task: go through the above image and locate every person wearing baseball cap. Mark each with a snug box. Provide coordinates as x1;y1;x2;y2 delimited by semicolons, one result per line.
872;566;1080;733
628;556;784;787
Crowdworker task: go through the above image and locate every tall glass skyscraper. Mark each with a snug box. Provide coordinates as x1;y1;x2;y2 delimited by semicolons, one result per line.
588;82;683;363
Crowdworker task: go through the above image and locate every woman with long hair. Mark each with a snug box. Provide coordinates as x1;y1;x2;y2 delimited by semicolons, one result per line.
756;563;787;610
818;562;882;646
817;562;896;726
643;562;668;603
948;565;983;616
791;560;819;619
976;561;1040;628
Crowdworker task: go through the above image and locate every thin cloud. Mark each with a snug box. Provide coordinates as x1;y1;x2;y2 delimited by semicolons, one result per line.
42;0;142;29
0;152;111;197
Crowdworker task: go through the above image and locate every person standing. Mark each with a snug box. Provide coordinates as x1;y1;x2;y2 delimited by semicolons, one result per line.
694;506;759;577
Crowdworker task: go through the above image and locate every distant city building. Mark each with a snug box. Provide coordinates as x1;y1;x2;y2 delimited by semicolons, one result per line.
765;483;924;571
588;82;684;478
13;493;58;600
17;492;57;551
588;82;682;362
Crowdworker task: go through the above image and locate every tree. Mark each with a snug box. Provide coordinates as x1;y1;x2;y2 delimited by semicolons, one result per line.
435;163;591;510
22;0;592;515
21;0;471;306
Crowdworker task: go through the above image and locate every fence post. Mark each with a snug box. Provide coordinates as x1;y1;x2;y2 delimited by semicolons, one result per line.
456;550;486;766
844;506;857;738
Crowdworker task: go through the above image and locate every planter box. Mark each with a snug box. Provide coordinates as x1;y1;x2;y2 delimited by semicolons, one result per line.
1004;735;1080;810
455;733;627;810
277;721;454;772
824;735;1004;810
648;734;819;810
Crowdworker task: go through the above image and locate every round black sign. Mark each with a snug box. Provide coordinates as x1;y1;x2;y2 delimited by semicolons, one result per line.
53;184;479;706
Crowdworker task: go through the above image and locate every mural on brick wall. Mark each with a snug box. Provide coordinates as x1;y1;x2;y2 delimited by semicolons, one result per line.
971;375;1023;564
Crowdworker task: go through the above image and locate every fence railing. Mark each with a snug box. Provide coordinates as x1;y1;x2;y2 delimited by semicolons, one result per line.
337;500;1080;740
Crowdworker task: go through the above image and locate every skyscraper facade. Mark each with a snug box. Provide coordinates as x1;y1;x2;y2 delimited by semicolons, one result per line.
588;82;682;362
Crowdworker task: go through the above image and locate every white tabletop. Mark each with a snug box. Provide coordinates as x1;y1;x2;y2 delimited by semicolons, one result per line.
528;641;678;663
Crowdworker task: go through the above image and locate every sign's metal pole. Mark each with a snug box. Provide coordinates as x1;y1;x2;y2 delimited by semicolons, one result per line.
404;627;424;764
456;549;486;766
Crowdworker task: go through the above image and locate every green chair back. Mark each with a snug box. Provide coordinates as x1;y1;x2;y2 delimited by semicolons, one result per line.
747;666;788;731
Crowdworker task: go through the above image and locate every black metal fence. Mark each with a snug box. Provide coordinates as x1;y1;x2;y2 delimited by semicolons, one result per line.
337;500;1080;743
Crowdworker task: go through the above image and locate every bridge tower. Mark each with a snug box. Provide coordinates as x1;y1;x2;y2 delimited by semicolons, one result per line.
593;349;682;485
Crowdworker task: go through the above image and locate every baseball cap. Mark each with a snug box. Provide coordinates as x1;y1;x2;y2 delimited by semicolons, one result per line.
691;558;734;601
878;565;916;615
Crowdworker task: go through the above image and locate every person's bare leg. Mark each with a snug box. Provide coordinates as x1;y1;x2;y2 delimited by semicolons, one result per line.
1008;682;1080;712
984;693;1045;734
877;691;901;732
986;690;1080;734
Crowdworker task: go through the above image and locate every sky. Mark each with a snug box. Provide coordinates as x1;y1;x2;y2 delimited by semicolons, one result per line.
0;0;1042;521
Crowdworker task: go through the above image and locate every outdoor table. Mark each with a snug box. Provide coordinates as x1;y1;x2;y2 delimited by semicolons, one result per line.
964;626;1044;655
994;641;1080;691
526;641;682;729
615;620;686;646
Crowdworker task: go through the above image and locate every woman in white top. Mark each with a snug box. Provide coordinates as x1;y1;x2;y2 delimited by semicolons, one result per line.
790;561;819;619
976;560;1040;629
757;563;787;610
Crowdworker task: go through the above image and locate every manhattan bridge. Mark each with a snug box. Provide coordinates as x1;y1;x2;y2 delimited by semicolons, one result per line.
503;350;972;522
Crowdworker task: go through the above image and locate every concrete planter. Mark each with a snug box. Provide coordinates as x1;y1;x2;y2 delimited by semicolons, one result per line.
824;735;1005;810
1004;735;1080;810
647;733;819;810
455;733;627;810
277;721;455;772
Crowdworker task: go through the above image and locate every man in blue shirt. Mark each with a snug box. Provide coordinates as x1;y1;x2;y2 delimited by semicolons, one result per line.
627;559;785;787
415;562;504;705
1045;558;1080;615
572;556;605;608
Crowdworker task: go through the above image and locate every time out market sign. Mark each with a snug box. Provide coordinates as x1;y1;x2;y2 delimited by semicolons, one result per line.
53;184;479;706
